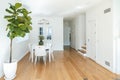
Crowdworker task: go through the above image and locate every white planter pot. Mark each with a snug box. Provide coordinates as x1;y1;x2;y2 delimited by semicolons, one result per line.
3;60;17;80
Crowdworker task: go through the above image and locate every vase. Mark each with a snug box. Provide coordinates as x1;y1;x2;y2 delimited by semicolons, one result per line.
39;40;44;45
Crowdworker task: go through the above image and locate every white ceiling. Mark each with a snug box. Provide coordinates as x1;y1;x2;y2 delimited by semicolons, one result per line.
19;0;104;19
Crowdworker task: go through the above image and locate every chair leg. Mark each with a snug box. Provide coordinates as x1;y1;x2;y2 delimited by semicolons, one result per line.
38;56;40;61
29;53;31;61
51;53;54;61
43;56;46;65
31;50;34;63
32;53;34;63
35;56;37;64
49;53;51;62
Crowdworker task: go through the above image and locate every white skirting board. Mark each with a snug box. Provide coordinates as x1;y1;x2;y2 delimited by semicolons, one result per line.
0;51;29;78
0;72;3;78
77;50;87;56
0;60;3;78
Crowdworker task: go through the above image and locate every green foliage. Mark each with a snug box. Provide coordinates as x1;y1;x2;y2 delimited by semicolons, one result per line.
4;3;32;63
39;35;44;40
39;35;44;45
4;3;32;39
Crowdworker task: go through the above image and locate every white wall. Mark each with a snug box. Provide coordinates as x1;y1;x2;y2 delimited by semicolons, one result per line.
86;0;114;72
63;21;71;46
71;14;86;50
30;16;63;50
113;0;120;74
0;0;30;77
70;21;76;48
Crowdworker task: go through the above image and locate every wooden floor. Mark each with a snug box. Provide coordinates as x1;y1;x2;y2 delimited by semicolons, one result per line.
1;47;120;80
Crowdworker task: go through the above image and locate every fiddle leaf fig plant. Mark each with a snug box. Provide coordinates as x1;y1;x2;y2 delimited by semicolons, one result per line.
4;3;32;63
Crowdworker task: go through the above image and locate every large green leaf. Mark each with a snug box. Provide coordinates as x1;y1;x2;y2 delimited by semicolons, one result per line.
7;31;10;37
12;13;18;17
9;3;15;11
4;15;13;19
27;25;32;30
8;18;15;22
6;24;12;30
22;8;29;14
4;16;14;22
17;9;23;13
20;32;25;37
15;3;22;9
10;33;16;39
26;16;32;21
14;28;23;35
5;9;13;14
10;23;17;27
18;24;27;30
24;28;30;33
17;16;25;22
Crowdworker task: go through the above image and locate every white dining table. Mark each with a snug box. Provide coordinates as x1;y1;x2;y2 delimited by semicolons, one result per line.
31;43;51;63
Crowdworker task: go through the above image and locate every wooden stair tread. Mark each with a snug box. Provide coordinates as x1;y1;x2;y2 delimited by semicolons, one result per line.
78;49;86;54
82;46;86;49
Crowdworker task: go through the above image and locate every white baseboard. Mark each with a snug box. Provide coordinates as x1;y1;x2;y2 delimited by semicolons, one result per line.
77;50;87;56
0;59;3;78
18;50;29;61
0;72;3;78
0;51;29;79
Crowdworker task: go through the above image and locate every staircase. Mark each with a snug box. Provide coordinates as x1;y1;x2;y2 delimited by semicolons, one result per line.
78;44;87;56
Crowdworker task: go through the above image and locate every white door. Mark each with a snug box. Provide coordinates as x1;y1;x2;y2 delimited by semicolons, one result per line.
64;26;70;46
87;20;96;61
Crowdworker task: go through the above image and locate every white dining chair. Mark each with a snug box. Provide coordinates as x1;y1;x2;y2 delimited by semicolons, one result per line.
49;46;54;62
28;43;33;61
34;46;47;64
46;43;54;62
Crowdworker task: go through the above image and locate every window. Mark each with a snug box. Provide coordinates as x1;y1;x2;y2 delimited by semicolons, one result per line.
39;27;43;35
47;27;52;40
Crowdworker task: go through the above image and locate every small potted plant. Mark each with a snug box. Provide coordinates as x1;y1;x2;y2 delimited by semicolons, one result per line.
39;35;44;45
3;2;32;79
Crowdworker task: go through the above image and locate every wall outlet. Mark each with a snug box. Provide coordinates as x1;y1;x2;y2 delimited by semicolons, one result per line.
104;8;111;14
105;61;110;66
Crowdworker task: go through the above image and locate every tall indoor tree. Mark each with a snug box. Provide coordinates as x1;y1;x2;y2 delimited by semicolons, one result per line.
4;2;32;63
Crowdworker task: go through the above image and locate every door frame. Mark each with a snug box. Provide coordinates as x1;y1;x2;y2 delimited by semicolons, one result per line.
86;20;97;61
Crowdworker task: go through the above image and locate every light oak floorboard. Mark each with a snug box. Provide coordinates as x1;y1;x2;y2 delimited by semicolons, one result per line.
0;46;120;80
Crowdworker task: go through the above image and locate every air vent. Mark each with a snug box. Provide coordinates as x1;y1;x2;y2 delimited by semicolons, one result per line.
105;61;110;66
104;8;111;14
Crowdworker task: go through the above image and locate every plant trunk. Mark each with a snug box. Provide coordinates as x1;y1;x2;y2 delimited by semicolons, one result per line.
10;39;13;63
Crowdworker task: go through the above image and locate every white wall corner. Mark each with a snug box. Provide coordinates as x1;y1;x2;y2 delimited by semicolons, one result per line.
0;72;3;78
0;60;3;78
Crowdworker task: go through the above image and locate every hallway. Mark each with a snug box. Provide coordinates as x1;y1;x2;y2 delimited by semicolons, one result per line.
1;47;119;80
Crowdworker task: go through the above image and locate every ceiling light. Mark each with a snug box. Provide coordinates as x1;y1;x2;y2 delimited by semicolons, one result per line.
76;4;87;9
38;19;49;25
76;6;83;9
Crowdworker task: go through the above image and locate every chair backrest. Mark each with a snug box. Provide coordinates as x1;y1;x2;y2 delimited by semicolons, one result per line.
46;43;53;54
47;43;52;48
49;45;53;54
35;46;46;56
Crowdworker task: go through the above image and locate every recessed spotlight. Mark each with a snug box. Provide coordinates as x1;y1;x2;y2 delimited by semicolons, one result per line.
76;6;83;9
76;4;87;9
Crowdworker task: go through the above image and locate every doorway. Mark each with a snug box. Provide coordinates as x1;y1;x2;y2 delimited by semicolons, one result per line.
63;21;71;46
87;20;96;61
